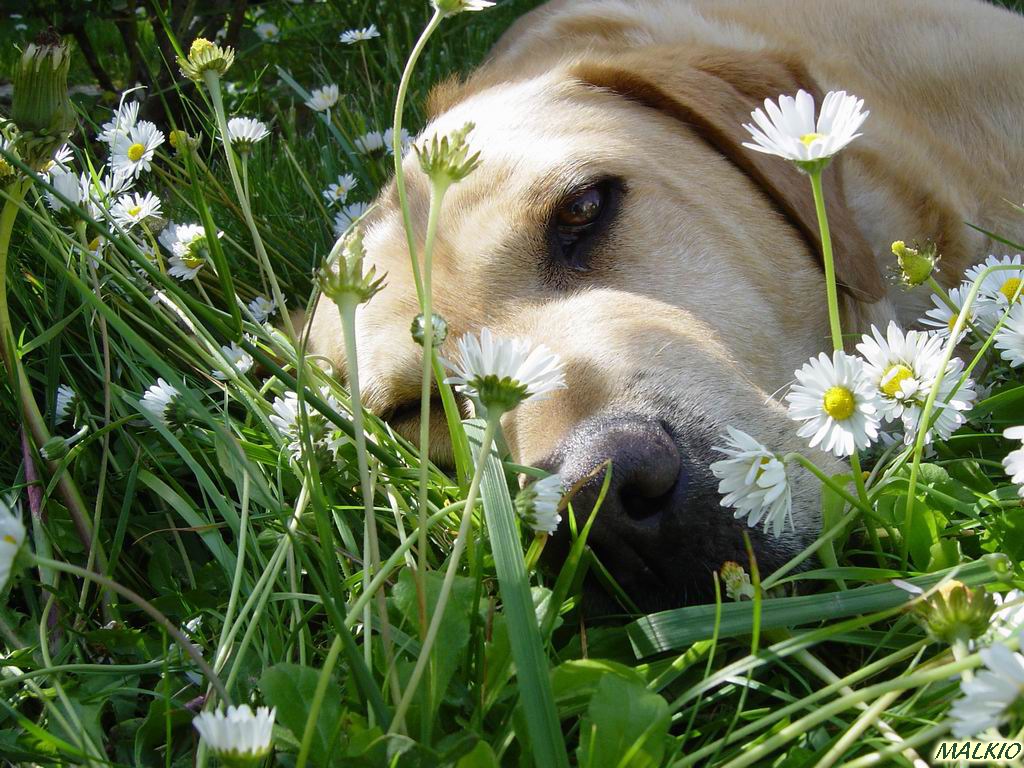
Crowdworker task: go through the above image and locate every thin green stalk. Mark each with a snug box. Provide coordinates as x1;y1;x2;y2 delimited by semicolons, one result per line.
203;69;295;340
295;634;344;768
392;7;444;303
34;555;229;703
416;179;450;581
808;171;843;351
389;413;501;732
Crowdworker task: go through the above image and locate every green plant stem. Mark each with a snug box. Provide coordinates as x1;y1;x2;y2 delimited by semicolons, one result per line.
0;182;101;566
389;413;501;733
415;179;450;584
296;634;344;768
203;69;295;340
33;555;229;703
336;292;402;709
808;170;843;351
900;263;1021;568
392;7;444;304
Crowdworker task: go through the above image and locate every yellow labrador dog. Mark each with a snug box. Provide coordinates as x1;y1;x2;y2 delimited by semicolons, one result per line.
309;0;1024;610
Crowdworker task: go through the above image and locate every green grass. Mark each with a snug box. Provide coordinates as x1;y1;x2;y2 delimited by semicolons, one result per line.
1;2;1023;767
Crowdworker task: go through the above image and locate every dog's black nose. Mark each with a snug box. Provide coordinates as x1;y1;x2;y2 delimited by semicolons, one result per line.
539;415;694;594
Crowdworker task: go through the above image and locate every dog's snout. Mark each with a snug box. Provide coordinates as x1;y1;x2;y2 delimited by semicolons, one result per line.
545;415;686;535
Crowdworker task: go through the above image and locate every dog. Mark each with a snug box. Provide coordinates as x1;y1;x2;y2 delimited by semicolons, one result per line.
308;0;1024;611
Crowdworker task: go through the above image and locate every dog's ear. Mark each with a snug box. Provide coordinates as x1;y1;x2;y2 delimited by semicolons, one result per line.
572;49;886;303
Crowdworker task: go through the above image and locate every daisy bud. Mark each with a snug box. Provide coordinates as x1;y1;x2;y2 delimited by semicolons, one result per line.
891;240;939;288
318;228;385;305
11;32;75;168
444;328;566;415
432;0;495;15
720;561;755;601
411;313;448;346
40;435;70;461
415;123;481;186
914;580;995;645
0;495;26;593
178;38;235;83
515;474;564;535
193;705;276;767
168;129;199;155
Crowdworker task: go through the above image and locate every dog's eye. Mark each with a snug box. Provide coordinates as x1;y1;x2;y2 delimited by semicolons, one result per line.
548;179;622;271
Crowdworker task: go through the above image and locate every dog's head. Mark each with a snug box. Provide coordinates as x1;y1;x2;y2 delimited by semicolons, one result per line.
309;45;887;611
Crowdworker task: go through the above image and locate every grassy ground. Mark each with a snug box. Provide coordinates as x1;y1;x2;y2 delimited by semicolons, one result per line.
1;2;1024;767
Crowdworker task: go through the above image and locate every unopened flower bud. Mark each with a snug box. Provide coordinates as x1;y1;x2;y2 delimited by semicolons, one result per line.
11;32;75;168
720;561;755;601
178;38;234;82
514;474;563;535
168;129;199;155
317;228;385;305
915;580;995;644
411;313;448;347
891;240;939;288
40;436;69;460
415;123;481;186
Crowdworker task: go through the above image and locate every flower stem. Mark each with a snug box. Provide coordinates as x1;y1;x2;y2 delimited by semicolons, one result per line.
392;7;444;304
808;170;843;352
33;555;229;703
295;633;344;768
203;69;295;340
389;412;501;733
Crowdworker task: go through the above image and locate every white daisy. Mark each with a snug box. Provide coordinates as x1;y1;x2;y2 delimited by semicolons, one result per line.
0;494;26;592
109;191;163;229
193;705;276;763
97;101;140;145
321;173;357;205
332;202;369;236
434;0;496;13
111;120;164;179
1004;426;1024;498
995;301;1024;368
269;389;344;462
444;328;566;413
212;342;254;380
515;474;564;535
45;168;83;214
948;635;1024;738
162;223;221;281
383;127;412;155
785;351;881;457
965;254;1024;331
354;130;385;155
742;90;868;166
856;322;976;444
992;590;1024;641
305;84;340;112
340;25;379;44
226;116;270;152
45;144;74;175
80;172;134;221
54;384;77;426
710;426;793;537
140;378;182;429
247;295;277;323
920;283;976;341
255;22;279;41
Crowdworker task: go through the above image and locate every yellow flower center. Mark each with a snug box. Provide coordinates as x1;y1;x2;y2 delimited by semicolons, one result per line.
880;364;914;398
800;132;824;146
128;205;142;217
2;534;16;545
999;277;1022;303
823;386;856;420
127;142;146;162
183;254;204;269
189;38;215;58
87;236;101;251
947;313;959;333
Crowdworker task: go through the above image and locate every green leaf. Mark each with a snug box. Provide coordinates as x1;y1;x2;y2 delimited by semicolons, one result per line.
260;663;345;767
577;675;669;768
456;741;500;768
927;538;963;571
551;659;646;717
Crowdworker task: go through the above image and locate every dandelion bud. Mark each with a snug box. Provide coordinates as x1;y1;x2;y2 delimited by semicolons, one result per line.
178;38;234;83
891;240;939;288
720;561;755;601
11;32;75;169
515;474;564;535
411;313;448;346
317;228;385;305
432;0;495;15
914;580;995;644
415;123;481;186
